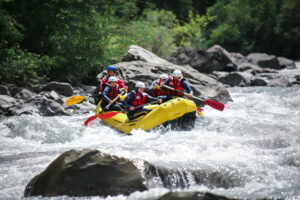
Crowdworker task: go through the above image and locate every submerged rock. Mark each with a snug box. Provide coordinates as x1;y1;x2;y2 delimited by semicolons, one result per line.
24;149;147;197
156;191;238;200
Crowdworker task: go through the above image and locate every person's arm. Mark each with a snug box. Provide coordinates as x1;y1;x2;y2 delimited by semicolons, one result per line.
102;86;111;102
164;78;169;86
117;79;125;88
124;93;134;109
149;80;157;90
181;79;193;95
145;93;158;101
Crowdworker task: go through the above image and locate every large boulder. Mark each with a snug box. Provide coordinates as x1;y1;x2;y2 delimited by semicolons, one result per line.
24;149;147;197
43;82;73;96
101;45;232;104
247;53;281;69
277;57;296;69
168;45;237;73
216;72;252;87
0;95;17;112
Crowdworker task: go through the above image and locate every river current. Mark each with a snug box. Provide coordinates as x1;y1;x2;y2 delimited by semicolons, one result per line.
1;63;300;200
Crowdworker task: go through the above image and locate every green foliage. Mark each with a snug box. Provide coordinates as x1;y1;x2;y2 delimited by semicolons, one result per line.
107;9;179;58
173;11;214;47
0;46;53;85
202;0;300;58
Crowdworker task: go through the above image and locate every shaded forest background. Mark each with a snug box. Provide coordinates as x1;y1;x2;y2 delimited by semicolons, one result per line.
1;0;299;85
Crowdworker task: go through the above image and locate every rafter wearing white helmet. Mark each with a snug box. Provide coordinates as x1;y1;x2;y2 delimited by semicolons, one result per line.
108;76;117;83
135;81;145;89
172;69;182;78
160;74;168;80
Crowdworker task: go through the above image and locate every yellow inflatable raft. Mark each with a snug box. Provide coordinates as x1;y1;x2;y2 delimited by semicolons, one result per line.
95;97;201;134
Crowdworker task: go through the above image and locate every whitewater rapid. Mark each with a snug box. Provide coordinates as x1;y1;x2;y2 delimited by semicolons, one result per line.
0;64;300;200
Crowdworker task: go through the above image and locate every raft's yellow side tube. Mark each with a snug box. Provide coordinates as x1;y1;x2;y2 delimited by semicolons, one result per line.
98;98;198;134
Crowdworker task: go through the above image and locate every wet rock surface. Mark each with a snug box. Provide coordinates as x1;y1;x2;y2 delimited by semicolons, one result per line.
99;45;232;105
24;149;147;197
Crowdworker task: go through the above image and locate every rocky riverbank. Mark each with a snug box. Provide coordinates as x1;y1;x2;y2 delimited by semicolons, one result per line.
168;45;299;87
1;45;299;117
1;45;299;118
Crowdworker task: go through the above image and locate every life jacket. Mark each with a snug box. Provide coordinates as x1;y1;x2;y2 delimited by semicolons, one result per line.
106;85;119;100
131;90;147;108
152;79;167;97
167;76;183;96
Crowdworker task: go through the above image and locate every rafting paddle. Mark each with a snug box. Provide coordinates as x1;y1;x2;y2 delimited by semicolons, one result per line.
163;85;224;111
84;91;125;126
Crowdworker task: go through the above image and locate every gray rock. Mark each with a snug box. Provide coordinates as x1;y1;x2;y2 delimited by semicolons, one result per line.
156;191;236;200
295;75;300;81
43;82;73;96
237;63;262;73
24;149;147;197
15;89;35;102
0;85;10;95
7;104;36;116
267;76;290;87
206;45;237;72
217;72;251;87
113;45;232;103
251;78;268;86
230;52;247;64
0;95;17;110
278;57;296;69
81;85;96;93
32;98;69;116
168;45;237;73
247;53;281;69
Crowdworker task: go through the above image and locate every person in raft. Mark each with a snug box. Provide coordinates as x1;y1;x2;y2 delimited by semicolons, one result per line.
164;69;193;98
124;81;162;120
94;65;127;104
101;76;126;112
149;74;168;97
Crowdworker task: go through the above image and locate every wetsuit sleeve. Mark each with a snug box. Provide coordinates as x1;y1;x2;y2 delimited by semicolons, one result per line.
145;93;158;102
181;79;193;95
149;80;157;90
164;78;169;86
102;86;111;102
124;92;134;109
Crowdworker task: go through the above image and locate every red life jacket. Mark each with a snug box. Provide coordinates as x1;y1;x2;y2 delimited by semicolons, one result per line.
167;76;183;96
107;85;119;100
152;79;167;97
131;90;146;107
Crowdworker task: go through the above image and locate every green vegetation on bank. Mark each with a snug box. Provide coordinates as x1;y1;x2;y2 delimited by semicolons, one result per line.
1;0;299;85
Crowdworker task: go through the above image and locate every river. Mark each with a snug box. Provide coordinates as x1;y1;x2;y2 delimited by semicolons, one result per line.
1;63;300;200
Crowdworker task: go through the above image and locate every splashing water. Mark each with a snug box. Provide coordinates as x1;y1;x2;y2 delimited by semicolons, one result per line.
1;64;300;200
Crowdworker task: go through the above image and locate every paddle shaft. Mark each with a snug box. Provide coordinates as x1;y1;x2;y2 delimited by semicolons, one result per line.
104;91;125;110
163;85;203;101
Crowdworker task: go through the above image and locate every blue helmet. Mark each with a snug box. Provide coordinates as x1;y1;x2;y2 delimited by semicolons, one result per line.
107;65;116;72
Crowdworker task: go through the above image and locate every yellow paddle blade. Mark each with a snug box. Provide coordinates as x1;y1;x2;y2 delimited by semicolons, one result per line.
120;93;127;101
65;96;86;106
95;100;102;114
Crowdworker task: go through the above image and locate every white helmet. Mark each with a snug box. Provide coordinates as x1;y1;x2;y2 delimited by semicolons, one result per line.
172;69;182;77
108;76;117;83
160;74;168;80
135;81;145;88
